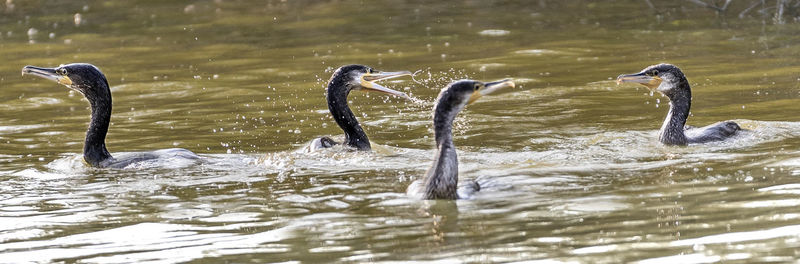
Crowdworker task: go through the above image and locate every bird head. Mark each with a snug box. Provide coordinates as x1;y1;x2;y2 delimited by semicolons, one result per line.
435;79;515;113
22;63;110;100
328;64;412;99
617;63;686;95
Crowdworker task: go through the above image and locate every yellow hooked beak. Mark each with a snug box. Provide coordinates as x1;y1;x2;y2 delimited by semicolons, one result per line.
358;70;413;100
22;65;73;86
467;79;515;105
616;72;661;90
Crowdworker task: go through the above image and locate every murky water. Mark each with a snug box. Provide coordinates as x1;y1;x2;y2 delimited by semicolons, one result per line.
2;0;800;263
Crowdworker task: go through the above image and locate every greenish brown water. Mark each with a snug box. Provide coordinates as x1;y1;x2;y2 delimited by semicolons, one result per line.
2;0;800;263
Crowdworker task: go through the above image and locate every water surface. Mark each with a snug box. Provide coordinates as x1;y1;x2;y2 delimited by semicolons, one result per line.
2;1;800;263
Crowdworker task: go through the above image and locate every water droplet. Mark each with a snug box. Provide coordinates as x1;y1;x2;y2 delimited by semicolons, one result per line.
478;29;510;36
73;13;82;26
26;27;37;43
184;4;196;13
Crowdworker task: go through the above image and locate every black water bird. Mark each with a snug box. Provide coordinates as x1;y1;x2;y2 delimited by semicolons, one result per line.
311;64;412;151
617;63;742;146
407;79;515;200
22;63;199;168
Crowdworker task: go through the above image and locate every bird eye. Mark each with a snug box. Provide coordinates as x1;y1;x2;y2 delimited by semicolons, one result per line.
649;70;659;76
367;68;374;73
57;68;68;75
474;84;482;90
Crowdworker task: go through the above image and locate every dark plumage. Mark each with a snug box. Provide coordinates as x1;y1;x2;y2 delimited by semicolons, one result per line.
407;79;514;200
617;63;742;145
311;64;412;151
22;63;198;168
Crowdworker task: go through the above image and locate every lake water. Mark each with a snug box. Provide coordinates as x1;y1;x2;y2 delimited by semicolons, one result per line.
2;1;800;263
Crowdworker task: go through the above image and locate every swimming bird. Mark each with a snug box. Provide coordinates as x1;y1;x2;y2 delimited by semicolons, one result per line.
407;79;515;200
310;64;412;151
22;63;199;168
617;63;742;146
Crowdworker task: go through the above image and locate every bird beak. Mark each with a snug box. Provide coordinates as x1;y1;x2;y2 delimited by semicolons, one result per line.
22;65;73;86
468;79;515;105
616;72;661;90
358;70;413;100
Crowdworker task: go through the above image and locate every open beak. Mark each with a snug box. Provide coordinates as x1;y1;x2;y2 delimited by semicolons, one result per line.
22;65;72;86
468;79;515;105
358;70;413;100
616;72;661;90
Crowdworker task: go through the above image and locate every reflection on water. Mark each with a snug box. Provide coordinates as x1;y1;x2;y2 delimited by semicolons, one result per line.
2;0;800;263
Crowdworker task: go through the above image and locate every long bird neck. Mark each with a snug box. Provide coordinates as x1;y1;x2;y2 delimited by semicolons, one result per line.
659;80;692;145
83;83;114;167
327;82;370;150
422;103;463;200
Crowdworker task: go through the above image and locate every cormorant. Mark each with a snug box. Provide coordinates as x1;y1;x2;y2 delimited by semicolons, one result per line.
617;63;742;146
407;79;515;200
311;64;412;151
22;63;199;168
